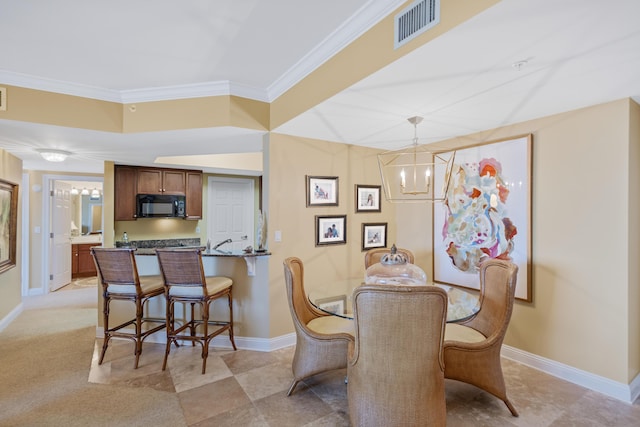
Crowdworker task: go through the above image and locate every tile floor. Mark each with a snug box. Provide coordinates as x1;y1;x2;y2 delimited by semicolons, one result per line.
87;337;640;427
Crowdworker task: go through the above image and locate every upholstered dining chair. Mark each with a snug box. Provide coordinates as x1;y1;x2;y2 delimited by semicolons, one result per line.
364;246;414;268
347;284;448;427
156;248;236;374
90;247;166;369
443;258;519;416
283;257;355;396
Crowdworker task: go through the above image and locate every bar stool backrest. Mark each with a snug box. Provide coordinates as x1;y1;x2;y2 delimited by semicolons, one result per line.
156;248;208;297
91;247;141;295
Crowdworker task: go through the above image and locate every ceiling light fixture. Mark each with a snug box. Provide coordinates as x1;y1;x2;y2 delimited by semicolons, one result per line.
90;188;101;199
81;188;90;196
71;187;79;195
377;116;456;203
36;148;71;162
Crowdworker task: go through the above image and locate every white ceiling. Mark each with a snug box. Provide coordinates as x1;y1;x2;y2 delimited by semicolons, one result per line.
1;0;639;174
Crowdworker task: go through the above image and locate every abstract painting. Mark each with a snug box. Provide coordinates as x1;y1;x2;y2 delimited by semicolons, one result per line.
433;134;532;301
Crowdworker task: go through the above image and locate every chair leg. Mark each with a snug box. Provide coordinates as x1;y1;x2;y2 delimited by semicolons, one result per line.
190;302;197;347
227;291;237;351
504;398;519;417
99;295;111;365
162;299;174;371
201;301;209;374
287;380;300;396
134;298;143;369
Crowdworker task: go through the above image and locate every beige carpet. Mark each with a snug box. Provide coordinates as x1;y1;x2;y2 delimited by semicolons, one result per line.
59;276;99;291
0;287;187;427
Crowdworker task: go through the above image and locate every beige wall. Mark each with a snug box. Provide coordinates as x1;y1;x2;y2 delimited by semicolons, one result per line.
628;99;640;383
265;133;398;337
0;149;22;321
425;98;638;384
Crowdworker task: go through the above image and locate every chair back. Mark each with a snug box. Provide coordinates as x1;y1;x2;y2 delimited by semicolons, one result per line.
156;248;208;296
464;258;519;340
283;257;324;328
348;284;448;427
91;247;141;294
364;247;414;268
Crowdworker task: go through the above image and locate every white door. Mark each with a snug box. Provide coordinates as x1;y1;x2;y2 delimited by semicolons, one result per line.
208;177;254;252
50;181;72;291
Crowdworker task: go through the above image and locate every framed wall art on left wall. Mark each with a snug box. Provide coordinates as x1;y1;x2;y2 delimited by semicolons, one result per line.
0;178;18;274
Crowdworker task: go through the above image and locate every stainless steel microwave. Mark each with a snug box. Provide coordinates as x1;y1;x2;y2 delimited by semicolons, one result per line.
136;194;186;218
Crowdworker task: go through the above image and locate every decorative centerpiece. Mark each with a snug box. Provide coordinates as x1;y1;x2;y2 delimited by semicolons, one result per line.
364;244;427;285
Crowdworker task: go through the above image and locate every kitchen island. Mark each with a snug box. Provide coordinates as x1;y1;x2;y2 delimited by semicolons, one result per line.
101;247;272;349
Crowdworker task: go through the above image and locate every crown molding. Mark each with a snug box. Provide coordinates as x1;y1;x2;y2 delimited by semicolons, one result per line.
0;0;405;105
266;0;406;101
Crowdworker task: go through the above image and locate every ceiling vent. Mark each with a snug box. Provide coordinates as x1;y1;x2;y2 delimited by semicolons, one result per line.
394;0;440;49
0;87;6;111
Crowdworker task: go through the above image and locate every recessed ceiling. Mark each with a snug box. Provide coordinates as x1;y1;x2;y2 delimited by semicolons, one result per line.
0;0;639;174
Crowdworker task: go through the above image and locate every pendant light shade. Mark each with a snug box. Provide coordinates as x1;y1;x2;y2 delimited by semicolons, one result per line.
377;116;455;203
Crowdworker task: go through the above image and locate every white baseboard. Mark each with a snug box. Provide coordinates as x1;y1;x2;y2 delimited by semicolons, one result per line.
95;326;297;352
28;287;44;296
502;345;640;404
0;302;24;333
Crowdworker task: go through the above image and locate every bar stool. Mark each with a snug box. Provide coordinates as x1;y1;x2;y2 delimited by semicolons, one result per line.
156;248;237;374
90;247;166;369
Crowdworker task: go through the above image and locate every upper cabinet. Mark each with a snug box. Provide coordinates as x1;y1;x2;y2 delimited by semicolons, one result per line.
114;166;138;221
115;165;202;221
185;171;203;220
137;168;186;195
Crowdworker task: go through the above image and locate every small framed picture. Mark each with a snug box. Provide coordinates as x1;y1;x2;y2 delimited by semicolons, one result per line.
362;222;387;251
315;215;347;246
307;176;339;206
315;295;347;316
355;184;381;212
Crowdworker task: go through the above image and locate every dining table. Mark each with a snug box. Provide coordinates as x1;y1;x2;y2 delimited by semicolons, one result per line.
308;280;480;323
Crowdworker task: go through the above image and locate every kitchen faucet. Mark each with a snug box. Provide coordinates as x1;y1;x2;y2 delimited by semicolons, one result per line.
212;238;233;250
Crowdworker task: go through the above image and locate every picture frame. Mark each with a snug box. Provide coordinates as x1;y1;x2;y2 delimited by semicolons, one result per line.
0;178;18;275
362;222;387;251
315;295;347;316
306;175;339;206
433;134;532;302
355;184;381;213
315;215;347;246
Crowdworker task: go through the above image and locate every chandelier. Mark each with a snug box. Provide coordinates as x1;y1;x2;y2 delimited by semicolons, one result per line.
377;116;456;203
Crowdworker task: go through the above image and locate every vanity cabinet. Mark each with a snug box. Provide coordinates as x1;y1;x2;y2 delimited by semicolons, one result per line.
114;165;202;221
72;244;97;278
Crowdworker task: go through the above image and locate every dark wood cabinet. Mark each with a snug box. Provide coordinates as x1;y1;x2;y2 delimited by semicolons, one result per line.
72;244;97;278
137;168;186;195
185;171;203;220
114;166;138;220
114;165;202;221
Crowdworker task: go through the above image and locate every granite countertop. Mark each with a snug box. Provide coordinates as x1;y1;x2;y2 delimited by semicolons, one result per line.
133;248;270;257
71;235;102;244
117;238;271;257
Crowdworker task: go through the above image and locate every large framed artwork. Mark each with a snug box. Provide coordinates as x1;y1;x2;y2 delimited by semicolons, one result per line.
0;178;18;275
433;134;532;302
